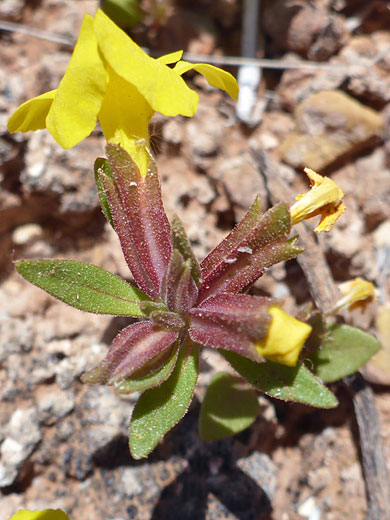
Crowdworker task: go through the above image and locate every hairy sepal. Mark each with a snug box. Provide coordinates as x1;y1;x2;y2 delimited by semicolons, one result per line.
114;341;180;394
149;310;186;331
94;157;115;228
81;321;178;385
198;202;303;301
170;214;201;287
200;196;262;280
100;144;172;300
189;293;273;362
161;249;198;314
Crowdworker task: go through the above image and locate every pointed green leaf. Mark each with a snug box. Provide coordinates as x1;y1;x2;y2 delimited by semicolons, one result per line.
199;372;259;441
129;341;199;459
308;324;381;383
222;350;338;409
114;342;180;394
95;157;115;228
15;259;149;316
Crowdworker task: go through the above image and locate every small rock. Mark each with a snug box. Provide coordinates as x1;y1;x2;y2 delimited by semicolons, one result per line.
340;462;365;497
22;132;101;214
373;219;390;247
236;451;278;502
341;33;390;106
308;466;330;492
12;223;43;245
0;407;41;487
211;153;267;215
161;156;216;209
61;386;134;477
355;149;390;227
57;418;76;441
279;90;383;171
187;105;224;158
322;202;364;258
30;362;57;386
162;119;183;146
121;467;144;497
263;1;348;59
0;460;19;488
37;387;75;424
0;0;24;19
0;317;34;361
7;407;41;446
298;496;321;520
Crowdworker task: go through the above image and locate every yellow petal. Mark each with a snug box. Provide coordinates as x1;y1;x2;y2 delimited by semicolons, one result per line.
290;168;345;232
99;67;153;175
8;90;56;133
46;13;107;148
173;60;239;101
93;9;198;117
330;277;376;313
9;510;69;520
157;50;183;65
255;307;312;367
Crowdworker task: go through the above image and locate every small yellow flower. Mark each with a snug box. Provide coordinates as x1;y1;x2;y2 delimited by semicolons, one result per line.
290;168;346;232
330;277;376;313
9;510;69;520
255;306;312;367
8;9;238;175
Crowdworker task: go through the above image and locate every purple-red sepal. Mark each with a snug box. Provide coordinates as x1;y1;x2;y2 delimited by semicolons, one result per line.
161;249;198;314
81;321;178;385
198;200;303;301
97;144;172;300
189;293;274;362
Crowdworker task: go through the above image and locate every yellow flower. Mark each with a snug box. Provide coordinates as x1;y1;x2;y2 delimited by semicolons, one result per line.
8;9;238;175
255;306;312;367
290;168;346;232
9;510;69;520
330;277;376;313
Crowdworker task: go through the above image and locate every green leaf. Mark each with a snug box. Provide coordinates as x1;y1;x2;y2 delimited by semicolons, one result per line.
307;324;381;383
222;350;338;409
114;342;180;394
199;372;259;441
16;259;149;316
129;341;199;459
95;157;115;228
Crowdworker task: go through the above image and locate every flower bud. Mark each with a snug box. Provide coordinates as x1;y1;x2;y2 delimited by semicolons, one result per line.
255;306;312;366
